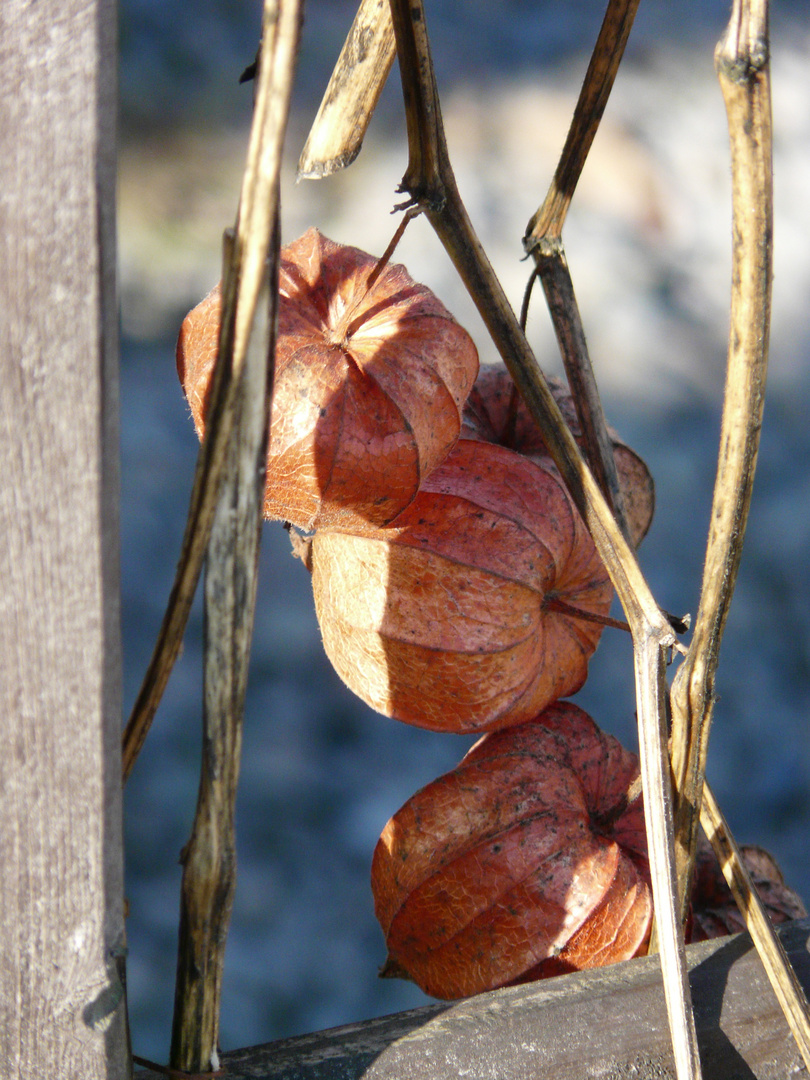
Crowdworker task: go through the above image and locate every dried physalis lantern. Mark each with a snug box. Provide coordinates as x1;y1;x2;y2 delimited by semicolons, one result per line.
688;838;807;942
463;365;655;547
176;228;479;530
308;438;613;734
371;703;652;999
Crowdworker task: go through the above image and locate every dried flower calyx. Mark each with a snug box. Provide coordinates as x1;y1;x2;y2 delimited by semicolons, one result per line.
463;365;655;547
177;227;479;531
371;703;652;999
310;438;613;734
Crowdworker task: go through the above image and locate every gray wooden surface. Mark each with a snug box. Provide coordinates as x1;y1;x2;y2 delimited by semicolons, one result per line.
0;1;129;1076
135;919;810;1079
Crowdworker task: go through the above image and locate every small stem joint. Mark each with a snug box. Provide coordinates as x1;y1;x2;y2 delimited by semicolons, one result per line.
395;183;445;217
522;234;563;261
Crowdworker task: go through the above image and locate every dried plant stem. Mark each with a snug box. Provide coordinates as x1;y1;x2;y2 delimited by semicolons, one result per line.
532;245;630;539
121;0;301;785
666;6;810;1066
387;3;699;1077
669;0;772;918
701;781;810;1072
168;247;273;1073
297;0;395;179
525;0;641;241
521;0;642;541
163;0;299;1070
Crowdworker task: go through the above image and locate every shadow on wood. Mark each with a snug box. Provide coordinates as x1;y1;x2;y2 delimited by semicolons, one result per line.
134;917;810;1079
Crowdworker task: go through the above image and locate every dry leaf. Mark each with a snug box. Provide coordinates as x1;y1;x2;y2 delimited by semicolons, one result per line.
372;703;651;999
311;438;613;733
176;227;479;530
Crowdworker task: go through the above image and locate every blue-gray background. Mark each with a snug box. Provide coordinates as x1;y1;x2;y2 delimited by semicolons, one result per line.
120;0;810;1061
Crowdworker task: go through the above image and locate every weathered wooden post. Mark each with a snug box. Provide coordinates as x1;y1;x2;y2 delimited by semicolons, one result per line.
0;2;130;1076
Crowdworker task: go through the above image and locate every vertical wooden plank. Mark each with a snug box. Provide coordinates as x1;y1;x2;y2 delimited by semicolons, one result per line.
0;2;129;1077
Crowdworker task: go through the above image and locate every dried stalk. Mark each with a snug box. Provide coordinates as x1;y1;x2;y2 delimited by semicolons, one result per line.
121;0;301;784
166;0;301;1071
525;0;641;242
700;782;810;1072
522;0;642;540
656;3;809;1066
297;0;395;179
169;249;271;1072
530;243;630;540
669;0;772;916
386;2;700;1077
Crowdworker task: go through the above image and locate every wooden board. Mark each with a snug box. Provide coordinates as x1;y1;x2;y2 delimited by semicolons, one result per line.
135;919;810;1079
0;2;128;1076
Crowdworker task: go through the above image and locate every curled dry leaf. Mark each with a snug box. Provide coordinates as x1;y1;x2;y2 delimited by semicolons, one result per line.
176;227;479;530
689;838;807;942
371;702;652;999
310;438;613;734
463;365;655;547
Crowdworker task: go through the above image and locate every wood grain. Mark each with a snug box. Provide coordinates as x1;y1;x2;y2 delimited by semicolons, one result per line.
135;919;810;1079
0;1;128;1076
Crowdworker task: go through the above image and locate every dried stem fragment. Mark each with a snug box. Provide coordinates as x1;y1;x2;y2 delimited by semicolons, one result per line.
670;0;772;918
297;0;395;179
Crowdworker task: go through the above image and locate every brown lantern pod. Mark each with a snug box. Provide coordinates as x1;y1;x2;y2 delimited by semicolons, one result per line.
176;227;479;531
371;702;652;1000
463;364;655;547
688;839;807;942
308;438;613;734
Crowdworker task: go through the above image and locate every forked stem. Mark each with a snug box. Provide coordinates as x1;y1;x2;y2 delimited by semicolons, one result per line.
387;3;699;1077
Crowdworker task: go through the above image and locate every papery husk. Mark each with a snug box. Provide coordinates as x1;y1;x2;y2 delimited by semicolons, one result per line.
463;364;655;547
311;438;614;734
689;838;807;942
372;703;652;999
177;227;479;530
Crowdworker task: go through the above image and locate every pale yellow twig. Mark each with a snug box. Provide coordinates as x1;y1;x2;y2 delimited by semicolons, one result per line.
701;782;810;1072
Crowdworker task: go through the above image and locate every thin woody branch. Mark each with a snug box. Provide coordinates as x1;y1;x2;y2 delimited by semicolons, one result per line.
522;0;642;544
669;0;772;918
168;0;301;1071
387;2;700;1077
662;3;810;1066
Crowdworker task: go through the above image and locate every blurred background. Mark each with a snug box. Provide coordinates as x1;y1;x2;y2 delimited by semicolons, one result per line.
119;0;810;1061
